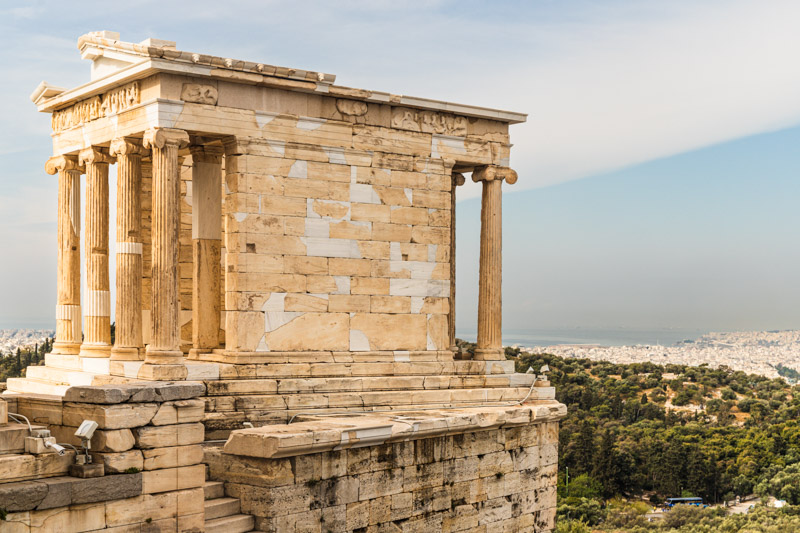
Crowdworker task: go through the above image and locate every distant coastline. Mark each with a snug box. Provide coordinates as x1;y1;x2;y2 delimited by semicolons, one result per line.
457;327;706;348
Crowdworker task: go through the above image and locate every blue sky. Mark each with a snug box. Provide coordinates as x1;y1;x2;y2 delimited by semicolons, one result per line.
1;0;799;334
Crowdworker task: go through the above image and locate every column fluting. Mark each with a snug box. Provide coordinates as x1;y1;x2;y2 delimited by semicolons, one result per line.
472;165;517;360
110;138;148;360
141;128;190;379
46;156;83;355
78;147;114;358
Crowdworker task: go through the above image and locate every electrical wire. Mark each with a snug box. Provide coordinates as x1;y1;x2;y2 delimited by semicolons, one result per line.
8;412;33;434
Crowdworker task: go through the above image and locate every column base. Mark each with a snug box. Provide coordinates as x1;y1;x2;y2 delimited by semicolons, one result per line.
110;346;143;361
137;363;188;381
187;347;217;360
51;342;81;355
473;348;505;361
79;343;112;358
144;348;185;364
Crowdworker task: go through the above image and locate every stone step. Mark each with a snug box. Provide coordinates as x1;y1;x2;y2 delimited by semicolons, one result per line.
215;359;516;380
204;481;225;500
44;353;82;371
204;514;254;533
227;386;535;411
205;497;241;520
5;378;70;397
0;423;40;455
205;374;534;396
25;366;98;387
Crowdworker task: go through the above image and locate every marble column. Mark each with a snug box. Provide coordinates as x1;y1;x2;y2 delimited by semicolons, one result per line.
472;165;517;360
141;128;190;380
189;144;223;356
78;147;114;358
46;155;83;355
449;172;466;354
110;138;148;360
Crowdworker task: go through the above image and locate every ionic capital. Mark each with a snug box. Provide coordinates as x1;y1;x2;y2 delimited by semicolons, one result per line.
110;137;150;158
472;165;518;185
143;128;190;150
190;144;224;164
79;147;115;166
45;155;83;175
452;172;466;187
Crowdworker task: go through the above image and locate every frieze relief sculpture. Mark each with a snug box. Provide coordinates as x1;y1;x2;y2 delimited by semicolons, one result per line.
180;84;219;105
51;82;140;132
391;107;468;136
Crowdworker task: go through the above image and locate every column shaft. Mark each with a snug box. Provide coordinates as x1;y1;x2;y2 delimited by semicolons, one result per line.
473;166;517;360
449;172;465;353
110;138;147;360
47;156;83;354
189;145;223;355
142;128;189;379
79;148;114;358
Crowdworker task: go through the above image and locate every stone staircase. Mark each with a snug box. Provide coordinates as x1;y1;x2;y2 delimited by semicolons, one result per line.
203;479;256;533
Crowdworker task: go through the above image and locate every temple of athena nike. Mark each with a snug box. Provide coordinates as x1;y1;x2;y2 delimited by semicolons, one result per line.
0;32;565;532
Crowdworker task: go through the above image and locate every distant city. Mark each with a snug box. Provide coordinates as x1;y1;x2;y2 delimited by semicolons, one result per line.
521;330;800;380
3;327;800;381
0;328;55;356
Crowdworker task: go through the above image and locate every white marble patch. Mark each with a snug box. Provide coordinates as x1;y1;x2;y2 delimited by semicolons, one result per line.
262;293;287;312
350;183;381;204
411;297;424;314
233;212;248;222
431;134;467;158
324;147;347;165
334;276;351;295
389;279;449;297
428;245;437;262
267;140;286;156
301;237;360;258
305;219;330;238
297;117;325;130
350;329;370;351
255;111;278;129
404;188;413;204
265;311;303;332
288;160;307;179
390;242;403;262
186;363;220;380
394;351;411;362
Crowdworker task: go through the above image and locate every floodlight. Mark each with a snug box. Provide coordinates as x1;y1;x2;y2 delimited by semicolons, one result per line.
75;420;98;441
540;365;550;374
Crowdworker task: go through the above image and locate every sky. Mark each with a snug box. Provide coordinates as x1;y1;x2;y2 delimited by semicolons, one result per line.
0;0;798;336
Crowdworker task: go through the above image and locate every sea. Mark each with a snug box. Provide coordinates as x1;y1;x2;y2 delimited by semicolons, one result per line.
456;328;706;348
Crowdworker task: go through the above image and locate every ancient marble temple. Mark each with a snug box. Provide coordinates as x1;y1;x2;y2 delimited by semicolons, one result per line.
3;32;566;532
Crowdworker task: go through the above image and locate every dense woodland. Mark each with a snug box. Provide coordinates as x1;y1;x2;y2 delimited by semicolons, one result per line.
501;347;800;532
0;337;51;382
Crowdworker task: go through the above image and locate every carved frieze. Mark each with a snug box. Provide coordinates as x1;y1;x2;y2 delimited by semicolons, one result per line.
336;99;368;117
51;82;140;133
391;107;467;136
181;84;218;105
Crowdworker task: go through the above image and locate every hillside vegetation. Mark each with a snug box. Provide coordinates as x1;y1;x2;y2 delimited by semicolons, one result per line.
502;346;800;531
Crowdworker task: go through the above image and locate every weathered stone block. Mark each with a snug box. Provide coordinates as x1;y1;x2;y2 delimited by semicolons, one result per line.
150;399;205;426
133;423;205;449
142;444;203;470
90;450;143;474
62;402;158;429
92;429;135;452
141;464;205;494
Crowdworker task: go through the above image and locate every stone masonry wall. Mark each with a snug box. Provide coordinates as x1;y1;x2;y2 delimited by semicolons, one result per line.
208;421;559;532
222;124;460;354
4;382;207;532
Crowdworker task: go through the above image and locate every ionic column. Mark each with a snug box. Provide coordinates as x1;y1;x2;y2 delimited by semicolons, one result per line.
449;172;466;353
110;138;148;360
472;165;517;360
78;147;114;358
141;128;189;380
189;144;223;356
46;155;83;355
